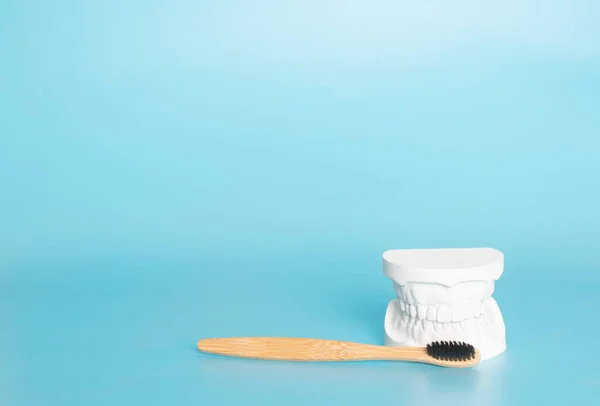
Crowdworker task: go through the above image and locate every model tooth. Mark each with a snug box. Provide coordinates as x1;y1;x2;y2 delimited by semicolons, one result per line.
408;318;415;341
401;311;409;324
417;320;427;342
423;319;433;331
417;305;427;319
436;304;451;323
402;285;410;302
426;306;436;321
452;304;469;322
395;300;402;314
442;322;451;331
452;321;460;331
400;300;406;312
432;321;440;332
398;319;411;342
409;305;417;318
451;306;461;322
410;322;419;343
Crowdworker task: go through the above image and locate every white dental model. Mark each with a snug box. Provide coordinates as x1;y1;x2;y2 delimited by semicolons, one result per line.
383;248;506;361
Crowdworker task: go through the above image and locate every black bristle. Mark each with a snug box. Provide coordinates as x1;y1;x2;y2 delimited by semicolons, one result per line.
425;341;476;362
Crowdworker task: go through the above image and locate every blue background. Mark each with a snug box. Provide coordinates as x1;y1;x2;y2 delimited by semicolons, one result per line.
2;1;599;405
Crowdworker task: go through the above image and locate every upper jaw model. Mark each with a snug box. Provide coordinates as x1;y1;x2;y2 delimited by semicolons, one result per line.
383;248;506;361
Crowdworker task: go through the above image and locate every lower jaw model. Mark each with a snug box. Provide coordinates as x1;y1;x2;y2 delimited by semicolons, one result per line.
382;248;507;361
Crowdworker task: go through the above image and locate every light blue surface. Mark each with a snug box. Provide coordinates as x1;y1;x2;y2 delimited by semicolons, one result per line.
2;1;600;405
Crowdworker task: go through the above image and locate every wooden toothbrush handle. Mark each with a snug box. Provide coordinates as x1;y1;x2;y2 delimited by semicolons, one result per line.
197;337;427;362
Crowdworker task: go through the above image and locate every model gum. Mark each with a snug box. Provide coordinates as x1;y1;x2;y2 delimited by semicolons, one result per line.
382;247;506;361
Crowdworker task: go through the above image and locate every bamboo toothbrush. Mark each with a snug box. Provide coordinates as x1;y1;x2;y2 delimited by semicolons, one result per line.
197;337;481;368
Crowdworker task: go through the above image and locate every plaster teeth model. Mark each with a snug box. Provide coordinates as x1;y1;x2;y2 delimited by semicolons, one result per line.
383;247;506;360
